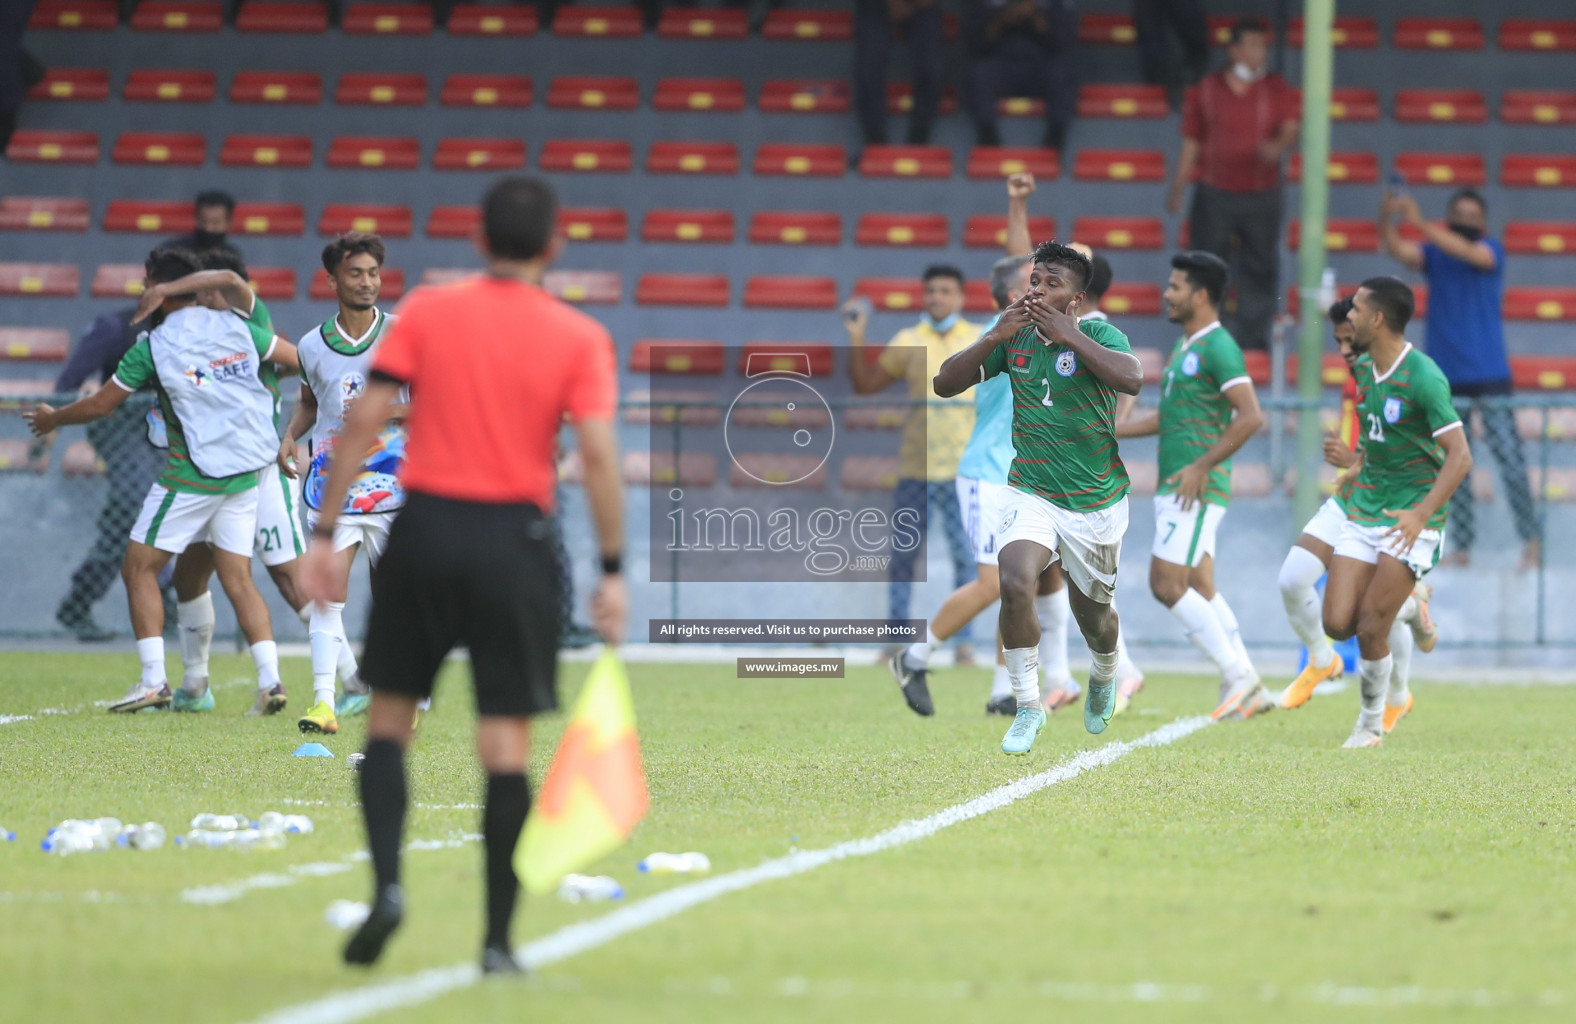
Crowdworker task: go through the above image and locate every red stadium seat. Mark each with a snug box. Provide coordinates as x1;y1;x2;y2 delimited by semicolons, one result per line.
440;74;531;108
744;277;838;309
1286;219;1379;252
637;274;730;307
1289;87;1381;122
647;141;738;175
963;281;995;313
754;143;845;177
738;343;835;377
62;440;104;476
654;78;746;113
1072;217;1165;250
1288;16;1379;48
840;456;900;492
614;451;720;488
1078;84;1168;119
544;271;621;305
629;340;726;375
0;328;71;360
547;76;639;111
995;95;1045;118
855;214;948;248
758;80;849;114
130;2;223;32
28;68;109;101
335;73;427;106
540;139;632;173
6;130;98;164
1510;356;1576;391
235;2;328;33
1395;153;1485;186
886;82;958;116
1078;14;1136;45
1394;17;1482;50
112;132;204;166
748;211;841;246
1241;350;1272;386
1099;283;1162;317
0;264;79;297
326;136;420;170
1504;288;1576;321
762;9;852;41
93;263;145;297
446;3;537;36
559;208;627;242
220;134;312;168
1395;89;1486;124
246;267;296;300
642;210;735;244
1501;91;1576;125
317;204;413;237
233;202;306;236
658;8;747;39
311;268;404;301
432;138;526;171
728;452;828;489
124;69;216;103
1499;20;1576;52
1503;222;1576;254
343;3;433;35
554;6;641;37
29;2;117;30
0;198;90;232
104;200;190;233
1502;154;1576;188
1288;151;1379;184
859;145;951;178
965;146;1059;180
231;71;322;104
853;278;924;312
1074;149;1165;182
419;269;479;288
962;215;1055;249
426;206;477;238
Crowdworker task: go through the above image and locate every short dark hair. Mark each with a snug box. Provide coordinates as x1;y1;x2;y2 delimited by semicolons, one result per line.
1327;296;1354;325
145;246;202;286
1229;16;1268;45
1086;254;1113;302
1030;240;1092;291
322;232;387;274
482;176;557;261
1171;250;1229;307
988;255;1031;309
1358;276;1415;334
1448;188;1488;215
200;247;248;281
922;264;965;287
194;190;235;215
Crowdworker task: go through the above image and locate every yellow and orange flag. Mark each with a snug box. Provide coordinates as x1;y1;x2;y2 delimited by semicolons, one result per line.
516;649;648;894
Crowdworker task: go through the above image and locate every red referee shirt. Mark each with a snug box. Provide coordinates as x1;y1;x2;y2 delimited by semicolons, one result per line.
371;275;617;509
1182;70;1298;194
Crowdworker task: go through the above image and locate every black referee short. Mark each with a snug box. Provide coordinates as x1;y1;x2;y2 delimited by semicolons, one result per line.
361;491;561;717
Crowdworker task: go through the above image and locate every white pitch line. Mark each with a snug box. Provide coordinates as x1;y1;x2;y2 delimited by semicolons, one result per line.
244;715;1214;1024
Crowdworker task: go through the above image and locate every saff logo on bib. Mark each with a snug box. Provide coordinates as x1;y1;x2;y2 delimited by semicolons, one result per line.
1383;396;1403;424
340;372;367;404
1182;351;1201;376
1055;350;1077;377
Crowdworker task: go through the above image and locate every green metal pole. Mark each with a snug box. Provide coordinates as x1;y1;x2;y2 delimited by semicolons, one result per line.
1293;0;1335;526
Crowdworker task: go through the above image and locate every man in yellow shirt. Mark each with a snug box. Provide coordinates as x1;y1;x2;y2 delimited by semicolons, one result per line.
845;265;980;679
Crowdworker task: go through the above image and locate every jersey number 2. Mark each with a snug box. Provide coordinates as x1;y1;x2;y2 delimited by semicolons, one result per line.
1039;377;1054;408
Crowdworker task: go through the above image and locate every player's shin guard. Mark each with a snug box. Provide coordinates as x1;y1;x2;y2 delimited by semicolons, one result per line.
482;773;531;951
309;602;346;706
1279;547;1334;667
176;592;214;689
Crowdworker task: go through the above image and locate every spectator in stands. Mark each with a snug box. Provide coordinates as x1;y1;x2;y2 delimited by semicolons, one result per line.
854;0;944;146
1133;0;1209;107
162;191;243;261
1380;187;1542;570
964;0;1079;152
1165;16;1297;351
0;0;43;152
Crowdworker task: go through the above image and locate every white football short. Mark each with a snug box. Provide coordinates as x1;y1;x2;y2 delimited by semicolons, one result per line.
996;487;1128;604
253;468;305;567
1151;492;1227;568
1333;519;1445;579
1299;496;1349;548
130;483;258;557
955;476;1012;567
305;509;396;567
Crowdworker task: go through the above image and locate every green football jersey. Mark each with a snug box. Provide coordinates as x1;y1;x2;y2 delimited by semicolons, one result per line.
1347;344;1462;530
981;318;1132;512
1156;322;1251;508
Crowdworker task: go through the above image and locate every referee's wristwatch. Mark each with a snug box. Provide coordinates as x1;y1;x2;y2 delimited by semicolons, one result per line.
600;553;623;576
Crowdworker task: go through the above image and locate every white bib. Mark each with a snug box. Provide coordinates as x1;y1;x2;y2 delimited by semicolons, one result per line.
149;306;277;478
298;310;407;514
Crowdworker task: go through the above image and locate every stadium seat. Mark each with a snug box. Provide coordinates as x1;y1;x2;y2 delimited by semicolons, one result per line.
617;451;719;488
1395;153;1485;186
1503;222;1576;254
0;328;70;360
748;211;841;246
1099;283;1162;317
432;138;526;171
235;2;328;33
758;79;849;113
1395;89;1486;124
130;3;223;32
1230;463;1274;499
994;95;1045;118
1499;19;1576;51
1132;347;1164;383
853;278;925;311
440;74;531;108
859;145;952;178
103;200;191;233
5;130;98;164
1502;155;1576;188
744;277;838;309
233;202;305;236
637;274;729;307
887;82;958;116
423;206;475;238
539;139;632;173
543;270;621;304
335;73;427;106
647;141;739;175
963;281;995;313
343;3;433;35
124;69;216;103
112;132;204;166
547;76;639;111
91;264;145;297
1504;288;1576;321
1288;151;1379;184
643;210;735;244
326;136;420;170
839;456;900;491
317;204;413;237
1073;149;1165;182
754;143;846;177
658;7;747;38
843;405;907;430
554;5;642;37
1071;217;1165;250
729;453;828;489
59;440;103;477
231;71;322;104
1077;84;1168;119
739;343;835;377
220;134;312;168
654;78;746;112
28;1;118;30
0;198;89;232
1393;17;1483;50
311;268;404;301
446;3;537;36
1288;16;1379;47
1286;219;1379;252
0;264;79;297
855;214;948;248
1297;87;1380;122
1501;91;1576;125
1511;356;1576;391
247;267;296;300
962;214;1055;248
763;9;851;41
629;340;726;375
1240;350;1274;386
418;269;476;287
965;147;1059;180
28;68;109;101
1078;14;1135;44
620;392;723;428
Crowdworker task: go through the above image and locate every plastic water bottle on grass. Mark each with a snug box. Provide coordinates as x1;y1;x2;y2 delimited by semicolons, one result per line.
115;823;166;850
281;815;313;835
638;852;711;875
558;874;625;902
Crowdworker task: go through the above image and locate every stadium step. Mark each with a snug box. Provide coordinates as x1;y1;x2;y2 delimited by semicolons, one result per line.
540;139;632;173
962;214;1055;249
335;73;427;106
220;134;313;168
233;202;306;236
547;76;639;111
1499;19;1576;52
629;340;725;375
1504;222;1576;255
647;141;739;175
1504;288;1576;321
859;145;952;179
440;74;532;108
755;143;846;177
231;71;322;105
966;147;1059;180
1288;16;1379;48
739;342;835;377
311;268;404;301
1072;217;1165;250
235;1;328;34
1077;84;1168;119
326;136;420;170
1100;283;1162;317
343;2;433;35
112;132;205;166
1395;153;1485;186
247;267;296;300
748;211;842;246
654;77;746;113
553;5;642;37
91;264;145;297
1502;155;1576;188
636;274;729;307
1287;219;1379;252
1393;17;1483;50
29;1;118;31
1073;149;1165;183
131;3;224;32
447;3;538;37
28;68;109;101
855;214;948;248
658;7;747;39
642;210;735;244
5;130;98;164
1395;89;1486;124
544;271;621;305
743;277;838;310
317;204;413;237
124;69;215;103
559;208;626;242
0;264;78;297
0;198;90;233
1288;151;1380;184
759;79;849;114
0;328;71;360
103;200;190;234
762;9;851;41
1501;91;1576;125
432;138;526;171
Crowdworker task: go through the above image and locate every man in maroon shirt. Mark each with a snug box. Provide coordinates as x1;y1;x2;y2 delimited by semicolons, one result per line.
1165;17;1299;351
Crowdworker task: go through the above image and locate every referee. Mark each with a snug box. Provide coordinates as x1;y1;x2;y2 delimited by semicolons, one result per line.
299;176;627;974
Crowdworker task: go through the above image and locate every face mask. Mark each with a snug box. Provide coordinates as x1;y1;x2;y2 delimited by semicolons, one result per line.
193;228;226;249
926;312;959;334
1448;223;1484;242
1232;62;1264;83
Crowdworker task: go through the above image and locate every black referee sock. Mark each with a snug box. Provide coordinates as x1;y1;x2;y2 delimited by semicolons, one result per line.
360;738;408;895
482;772;531;951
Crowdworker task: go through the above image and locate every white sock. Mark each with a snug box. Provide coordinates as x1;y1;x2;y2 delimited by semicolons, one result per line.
176;592;214;691
250;640;281;691
1209;592;1250;668
1169;588;1242;675
1396;594;1418;625
417;697;432;712
1035;589;1071;684
1089;646;1119;688
1004;646;1040;708
1387;618;1413;706
137;637;167;689
297;602;312;625
905;626;940;670
336;621;360;687
1279;547;1335;667
1113;604;1141;680
1357;654;1392;732
308;602;345;707
989;661;1012;700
